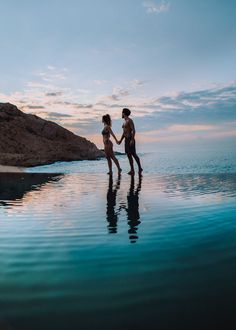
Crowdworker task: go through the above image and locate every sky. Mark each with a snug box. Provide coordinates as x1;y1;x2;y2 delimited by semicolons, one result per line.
0;0;236;151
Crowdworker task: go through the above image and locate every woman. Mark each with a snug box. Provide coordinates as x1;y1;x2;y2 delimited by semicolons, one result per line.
102;114;122;175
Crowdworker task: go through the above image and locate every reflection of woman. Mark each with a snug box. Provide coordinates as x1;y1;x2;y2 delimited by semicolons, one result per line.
126;175;142;243
106;174;121;233
102;114;122;175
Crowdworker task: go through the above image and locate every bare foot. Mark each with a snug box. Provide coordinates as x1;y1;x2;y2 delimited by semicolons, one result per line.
128;170;135;175
138;168;143;176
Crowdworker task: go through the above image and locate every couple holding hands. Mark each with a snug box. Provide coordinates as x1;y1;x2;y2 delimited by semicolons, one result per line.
102;108;143;176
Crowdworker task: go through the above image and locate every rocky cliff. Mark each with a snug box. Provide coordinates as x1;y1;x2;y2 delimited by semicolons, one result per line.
0;103;103;167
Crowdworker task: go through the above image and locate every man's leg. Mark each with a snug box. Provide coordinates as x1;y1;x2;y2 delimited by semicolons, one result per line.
127;153;134;175
133;153;143;174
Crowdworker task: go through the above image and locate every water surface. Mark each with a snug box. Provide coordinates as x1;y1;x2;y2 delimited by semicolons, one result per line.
0;152;236;329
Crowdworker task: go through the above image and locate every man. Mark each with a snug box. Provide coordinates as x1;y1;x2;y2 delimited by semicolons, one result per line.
118;108;143;176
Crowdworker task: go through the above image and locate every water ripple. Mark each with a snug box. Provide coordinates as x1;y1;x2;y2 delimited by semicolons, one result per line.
0;170;236;329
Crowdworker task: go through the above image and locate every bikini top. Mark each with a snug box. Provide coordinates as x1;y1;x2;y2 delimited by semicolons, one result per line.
102;126;110;137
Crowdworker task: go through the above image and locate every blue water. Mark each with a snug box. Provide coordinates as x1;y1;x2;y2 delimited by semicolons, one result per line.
0;151;236;329
26;148;236;174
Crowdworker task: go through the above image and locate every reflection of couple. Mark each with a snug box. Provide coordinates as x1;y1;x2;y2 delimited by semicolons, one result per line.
102;108;143;175
106;174;142;243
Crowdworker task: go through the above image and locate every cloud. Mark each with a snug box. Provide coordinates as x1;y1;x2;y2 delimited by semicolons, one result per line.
93;80;107;86
131;79;147;88
108;94;120;101
130;82;236;144
105;88;130;102
77;89;91;94
36;66;68;83
94;79;147;107
136;122;236;144
143;1;170;14
26;105;45;109
1;64;235;146
37;111;72;119
168;124;215;132
35;112;74;123
45;91;63;97
95;102;134;109
54;101;93;109
47;65;56;71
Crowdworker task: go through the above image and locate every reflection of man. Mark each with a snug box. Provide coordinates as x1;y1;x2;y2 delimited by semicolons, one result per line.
106;174;121;234
126;175;142;243
118;108;143;176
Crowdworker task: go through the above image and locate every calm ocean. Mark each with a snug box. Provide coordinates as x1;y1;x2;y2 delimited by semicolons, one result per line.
0;150;236;329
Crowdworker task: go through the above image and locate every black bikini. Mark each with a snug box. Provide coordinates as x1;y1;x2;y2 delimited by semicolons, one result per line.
102;127;110;137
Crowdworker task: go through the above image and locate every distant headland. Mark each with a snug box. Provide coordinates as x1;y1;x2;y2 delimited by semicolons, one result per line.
0;103;104;167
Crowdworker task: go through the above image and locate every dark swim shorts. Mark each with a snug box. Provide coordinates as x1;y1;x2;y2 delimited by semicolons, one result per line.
125;137;136;155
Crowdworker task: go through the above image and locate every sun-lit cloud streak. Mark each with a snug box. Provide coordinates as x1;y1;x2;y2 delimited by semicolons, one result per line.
0;66;99;122
1;64;236;148
135;123;236;144
80;81;236;146
46;92;63;97
168;124;215;132
143;1;170;14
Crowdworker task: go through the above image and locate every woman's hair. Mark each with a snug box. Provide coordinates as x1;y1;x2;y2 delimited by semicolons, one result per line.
102;114;111;126
122;108;131;116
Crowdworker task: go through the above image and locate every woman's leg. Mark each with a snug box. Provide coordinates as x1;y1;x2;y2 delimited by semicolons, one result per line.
109;142;122;173
106;141;120;174
104;142;113;174
111;154;122;172
106;156;112;174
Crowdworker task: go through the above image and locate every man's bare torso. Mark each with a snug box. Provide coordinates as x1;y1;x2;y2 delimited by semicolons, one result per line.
122;118;134;138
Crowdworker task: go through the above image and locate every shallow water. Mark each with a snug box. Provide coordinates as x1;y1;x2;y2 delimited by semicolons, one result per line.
26;148;236;174
1;152;236;329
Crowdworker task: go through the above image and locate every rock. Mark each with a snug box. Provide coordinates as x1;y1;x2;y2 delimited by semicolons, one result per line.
100;149;125;156
0;103;104;167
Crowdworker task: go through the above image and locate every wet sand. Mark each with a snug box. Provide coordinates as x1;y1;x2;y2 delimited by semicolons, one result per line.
0;165;25;172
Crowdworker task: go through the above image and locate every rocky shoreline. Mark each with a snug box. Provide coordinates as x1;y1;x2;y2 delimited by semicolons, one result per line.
0;103;104;167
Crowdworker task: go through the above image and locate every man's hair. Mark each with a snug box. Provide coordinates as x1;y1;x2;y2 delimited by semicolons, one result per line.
122;108;131;116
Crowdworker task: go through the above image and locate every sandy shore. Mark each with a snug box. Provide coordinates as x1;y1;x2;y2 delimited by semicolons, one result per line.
0;165;25;172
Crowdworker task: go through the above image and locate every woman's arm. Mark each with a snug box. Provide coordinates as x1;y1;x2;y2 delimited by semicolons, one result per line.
118;133;125;144
108;127;118;143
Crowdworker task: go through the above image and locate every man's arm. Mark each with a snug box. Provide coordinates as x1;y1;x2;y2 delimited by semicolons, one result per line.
118;133;125;144
129;119;135;144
